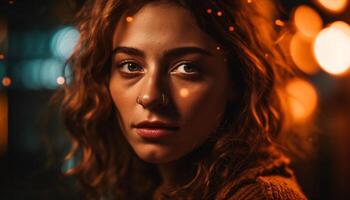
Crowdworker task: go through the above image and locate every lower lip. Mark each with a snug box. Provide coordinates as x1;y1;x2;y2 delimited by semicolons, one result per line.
135;128;178;139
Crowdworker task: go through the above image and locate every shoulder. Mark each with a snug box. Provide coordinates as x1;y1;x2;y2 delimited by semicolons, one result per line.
216;146;308;200
227;175;308;200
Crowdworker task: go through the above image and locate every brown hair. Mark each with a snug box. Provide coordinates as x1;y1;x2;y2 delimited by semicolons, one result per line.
59;0;297;199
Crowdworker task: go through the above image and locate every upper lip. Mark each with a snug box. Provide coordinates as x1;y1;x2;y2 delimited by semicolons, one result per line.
133;120;180;129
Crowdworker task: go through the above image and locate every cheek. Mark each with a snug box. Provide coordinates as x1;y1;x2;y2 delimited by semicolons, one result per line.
173;79;229;136
109;79;136;127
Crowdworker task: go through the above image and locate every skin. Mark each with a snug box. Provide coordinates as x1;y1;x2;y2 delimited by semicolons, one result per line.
109;2;233;185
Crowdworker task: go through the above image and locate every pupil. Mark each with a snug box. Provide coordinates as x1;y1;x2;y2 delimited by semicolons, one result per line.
128;63;139;71
184;64;194;72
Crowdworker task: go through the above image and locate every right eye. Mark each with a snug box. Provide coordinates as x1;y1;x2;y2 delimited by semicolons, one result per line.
116;61;144;74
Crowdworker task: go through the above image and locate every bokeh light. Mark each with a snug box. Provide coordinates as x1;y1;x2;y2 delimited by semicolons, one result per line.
286;78;318;123
314;25;350;75
180;88;189;98
56;76;65;85
20;58;64;90
317;0;348;13
290;33;319;74
294;5;323;39
50;27;79;59
2;77;11;87
126;16;133;23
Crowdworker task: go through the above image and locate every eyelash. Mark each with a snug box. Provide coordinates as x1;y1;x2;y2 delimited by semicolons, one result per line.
115;60;200;76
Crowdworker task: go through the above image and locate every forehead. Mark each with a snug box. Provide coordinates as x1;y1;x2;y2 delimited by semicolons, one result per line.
112;2;219;51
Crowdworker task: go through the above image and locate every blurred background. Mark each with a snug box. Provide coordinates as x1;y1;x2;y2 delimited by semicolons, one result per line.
1;0;350;199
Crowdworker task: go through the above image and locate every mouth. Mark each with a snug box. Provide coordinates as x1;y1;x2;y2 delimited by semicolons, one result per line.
134;127;179;139
133;120;180;139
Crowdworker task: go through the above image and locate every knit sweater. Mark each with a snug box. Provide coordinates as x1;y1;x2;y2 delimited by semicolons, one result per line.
220;146;308;200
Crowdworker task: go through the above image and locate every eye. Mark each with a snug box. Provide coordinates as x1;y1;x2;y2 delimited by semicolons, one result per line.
171;62;199;75
117;61;144;74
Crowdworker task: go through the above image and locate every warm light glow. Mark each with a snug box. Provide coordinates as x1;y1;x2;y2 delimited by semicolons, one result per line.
290;33;319;74
247;0;252;3
286;79;318;123
331;21;350;37
0;54;4;60
206;8;212;14
294;5;323;39
2;77;11;87
217;11;223;16
314;26;350;75
180;88;189;98
275;19;285;27
216;46;221;51
126;16;133;23
317;0;348;12
229;26;235;32
57;76;65;85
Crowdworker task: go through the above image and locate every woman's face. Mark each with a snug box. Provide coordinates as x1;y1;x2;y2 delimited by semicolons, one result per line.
109;2;233;164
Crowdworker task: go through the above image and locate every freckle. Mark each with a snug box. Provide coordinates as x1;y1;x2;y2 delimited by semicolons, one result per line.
180;88;189;98
126;16;133;22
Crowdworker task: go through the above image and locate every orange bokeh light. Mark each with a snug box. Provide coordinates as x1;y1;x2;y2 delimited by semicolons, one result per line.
290;33;319;74
294;5;323;39
317;0;348;13
2;77;11;87
126;16;133;23
314;25;350;75
275;19;285;27
180;88;189;98
286;78;318;123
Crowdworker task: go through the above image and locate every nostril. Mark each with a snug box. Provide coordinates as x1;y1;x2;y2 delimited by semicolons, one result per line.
136;93;169;108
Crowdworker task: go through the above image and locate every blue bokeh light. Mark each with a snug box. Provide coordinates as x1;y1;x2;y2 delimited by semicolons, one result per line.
50;27;79;59
19;58;64;90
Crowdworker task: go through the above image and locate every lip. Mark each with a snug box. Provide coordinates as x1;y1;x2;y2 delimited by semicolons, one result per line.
135;128;178;139
133;120;180;139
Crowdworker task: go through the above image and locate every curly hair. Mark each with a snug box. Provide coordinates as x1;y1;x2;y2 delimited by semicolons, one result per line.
59;0;297;199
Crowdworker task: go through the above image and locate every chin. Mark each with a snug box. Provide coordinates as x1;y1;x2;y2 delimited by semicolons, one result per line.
133;144;183;164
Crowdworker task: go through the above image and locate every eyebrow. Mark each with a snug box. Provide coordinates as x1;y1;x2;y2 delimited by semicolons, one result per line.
112;46;212;58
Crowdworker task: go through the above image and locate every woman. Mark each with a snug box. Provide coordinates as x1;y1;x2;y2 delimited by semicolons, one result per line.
60;0;308;199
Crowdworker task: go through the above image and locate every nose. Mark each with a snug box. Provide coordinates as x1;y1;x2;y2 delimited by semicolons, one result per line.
137;68;168;109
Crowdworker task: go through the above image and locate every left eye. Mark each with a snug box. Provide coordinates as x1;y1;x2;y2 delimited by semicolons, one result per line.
172;62;199;74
